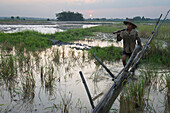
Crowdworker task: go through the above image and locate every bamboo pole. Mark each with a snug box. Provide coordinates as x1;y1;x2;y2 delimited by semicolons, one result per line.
79;71;95;109
93;54;115;79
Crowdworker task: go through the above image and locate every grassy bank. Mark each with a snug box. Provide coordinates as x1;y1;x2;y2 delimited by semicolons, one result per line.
88;45;122;62
88;42;170;67
87;24;170;42
0;31;52;51
0;28;94;51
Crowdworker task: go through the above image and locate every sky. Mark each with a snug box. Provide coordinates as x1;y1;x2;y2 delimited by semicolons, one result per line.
0;0;170;19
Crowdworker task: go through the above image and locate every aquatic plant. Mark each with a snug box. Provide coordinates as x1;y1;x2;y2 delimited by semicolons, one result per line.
120;79;145;113
53;49;60;63
44;64;55;88
59;92;73;113
21;71;35;100
0;54;17;79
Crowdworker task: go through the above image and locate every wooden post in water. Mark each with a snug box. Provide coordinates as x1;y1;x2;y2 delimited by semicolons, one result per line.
93;54;115;80
79;71;95;109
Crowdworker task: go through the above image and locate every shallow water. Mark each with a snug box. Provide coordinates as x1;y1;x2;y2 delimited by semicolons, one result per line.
0;37;169;113
0;39;124;113
0;24;99;34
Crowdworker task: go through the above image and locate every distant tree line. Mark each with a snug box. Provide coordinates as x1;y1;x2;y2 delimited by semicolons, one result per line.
56;11;84;21
86;16;170;22
10;16;25;20
126;16;163;21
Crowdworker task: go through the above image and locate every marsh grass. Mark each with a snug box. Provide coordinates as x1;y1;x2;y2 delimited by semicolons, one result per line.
75;98;88;113
120;79;145;113
88;45;122;62
138;24;170;42
44;65;55;88
53;49;61;63
0;53;17;79
59;92;73;113
141;40;170;67
0;31;52;52
21;71;35;100
120;68;169;113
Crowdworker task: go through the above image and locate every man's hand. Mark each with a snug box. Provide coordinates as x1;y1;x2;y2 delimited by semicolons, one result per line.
117;31;121;35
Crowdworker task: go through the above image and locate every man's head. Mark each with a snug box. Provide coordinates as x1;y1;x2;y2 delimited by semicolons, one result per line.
126;23;134;30
123;20;137;30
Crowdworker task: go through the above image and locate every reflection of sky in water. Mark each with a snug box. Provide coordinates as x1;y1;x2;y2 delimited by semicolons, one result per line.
0;25;63;34
0;24;99;34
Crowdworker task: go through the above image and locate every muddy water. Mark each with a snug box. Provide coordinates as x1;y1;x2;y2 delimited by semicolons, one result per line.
0;39;169;113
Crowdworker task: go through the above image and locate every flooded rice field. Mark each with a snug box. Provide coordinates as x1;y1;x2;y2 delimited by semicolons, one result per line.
0;23;169;113
0;38;169;113
0;22;99;34
0;40;122;113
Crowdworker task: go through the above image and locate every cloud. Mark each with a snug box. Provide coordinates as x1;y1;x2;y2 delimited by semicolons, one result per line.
0;0;169;18
82;6;170;18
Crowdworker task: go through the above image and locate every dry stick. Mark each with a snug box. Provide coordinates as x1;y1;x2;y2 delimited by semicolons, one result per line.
92;92;104;101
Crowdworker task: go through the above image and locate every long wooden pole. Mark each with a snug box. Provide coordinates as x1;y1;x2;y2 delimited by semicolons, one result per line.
79;71;95;109
93;54;115;80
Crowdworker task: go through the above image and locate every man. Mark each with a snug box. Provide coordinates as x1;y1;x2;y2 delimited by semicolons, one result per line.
117;20;142;67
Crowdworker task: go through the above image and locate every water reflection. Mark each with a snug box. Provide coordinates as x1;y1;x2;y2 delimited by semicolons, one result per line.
0;24;99;34
0;40;169;113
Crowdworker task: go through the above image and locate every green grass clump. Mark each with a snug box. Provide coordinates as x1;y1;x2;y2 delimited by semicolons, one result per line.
88;45;122;61
0;31;52;52
52;28;94;42
87;25;121;33
0;28;95;51
141;41;170;67
0;54;17;79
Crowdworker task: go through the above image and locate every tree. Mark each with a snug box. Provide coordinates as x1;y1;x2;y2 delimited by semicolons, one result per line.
142;16;145;20
133;16;142;21
11;16;14;20
16;16;20;19
56;11;84;21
